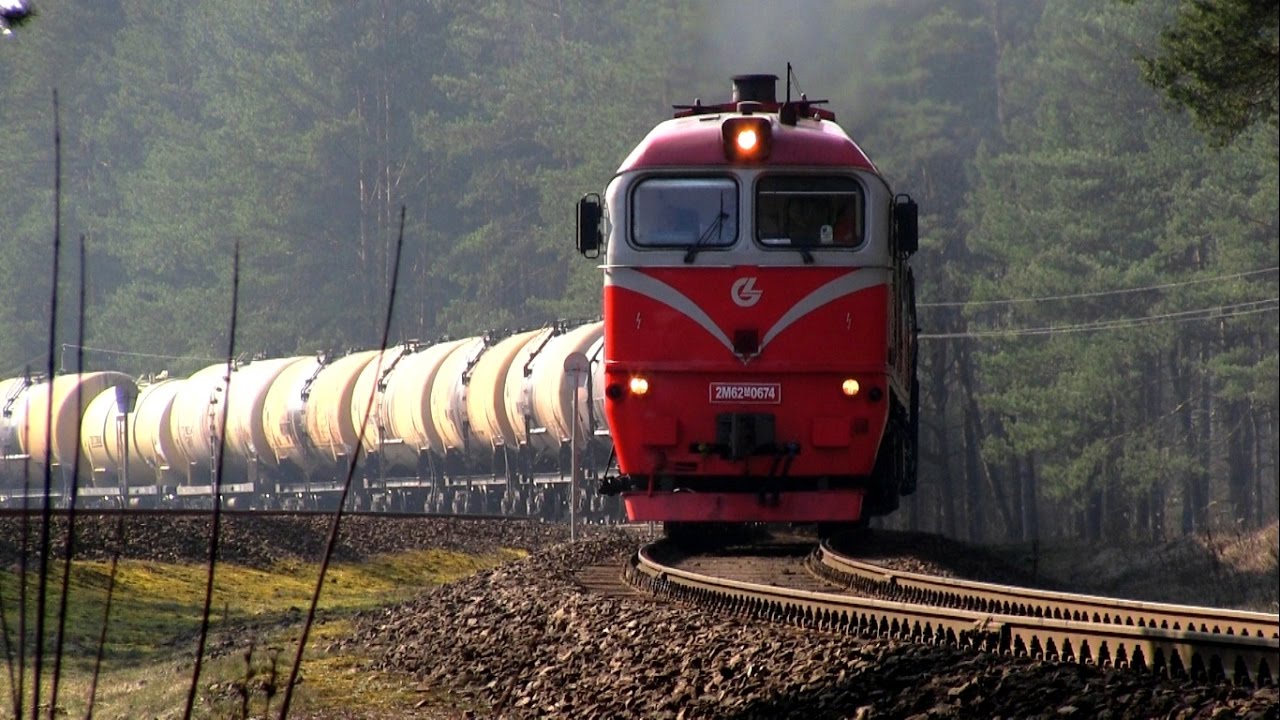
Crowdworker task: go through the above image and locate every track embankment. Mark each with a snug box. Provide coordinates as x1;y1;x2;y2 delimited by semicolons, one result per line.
0;512;570;569
353;532;1278;718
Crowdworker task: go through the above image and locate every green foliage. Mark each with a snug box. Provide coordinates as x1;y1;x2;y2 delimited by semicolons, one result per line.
0;1;702;374
966;0;1278;537
1138;0;1280;144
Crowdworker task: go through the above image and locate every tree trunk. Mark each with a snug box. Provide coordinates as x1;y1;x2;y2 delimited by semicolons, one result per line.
1021;453;1038;543
1085;484;1103;542
1226;398;1250;527
928;341;957;537
958;344;1014;537
1195;350;1213;531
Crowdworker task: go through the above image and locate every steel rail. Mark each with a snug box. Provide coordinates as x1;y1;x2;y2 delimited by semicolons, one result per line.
812;542;1280;640
629;543;1278;685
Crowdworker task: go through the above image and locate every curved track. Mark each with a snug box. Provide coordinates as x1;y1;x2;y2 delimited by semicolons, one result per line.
627;540;1280;686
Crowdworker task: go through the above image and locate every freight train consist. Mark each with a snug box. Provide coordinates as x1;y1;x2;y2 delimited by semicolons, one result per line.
0;321;616;518
578;73;920;531
1;72;918;530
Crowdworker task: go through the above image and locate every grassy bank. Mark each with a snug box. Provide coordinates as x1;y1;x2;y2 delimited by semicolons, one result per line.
0;547;522;718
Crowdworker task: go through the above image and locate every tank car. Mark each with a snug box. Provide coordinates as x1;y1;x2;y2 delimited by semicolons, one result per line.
0;371;135;501
164;358;300;504
575;73;919;527
96;378;187;498
0;320;618;519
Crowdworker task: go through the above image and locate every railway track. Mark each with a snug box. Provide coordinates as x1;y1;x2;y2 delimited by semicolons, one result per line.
626;538;1280;686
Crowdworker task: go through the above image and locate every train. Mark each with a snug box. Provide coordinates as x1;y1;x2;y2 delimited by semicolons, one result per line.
0;71;918;531
0;321;617;519
577;73;920;531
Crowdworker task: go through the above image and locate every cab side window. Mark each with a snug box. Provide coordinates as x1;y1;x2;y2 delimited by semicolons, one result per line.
756;176;863;249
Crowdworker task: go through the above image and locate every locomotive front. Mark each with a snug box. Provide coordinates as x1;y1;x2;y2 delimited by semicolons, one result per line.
577;74;919;527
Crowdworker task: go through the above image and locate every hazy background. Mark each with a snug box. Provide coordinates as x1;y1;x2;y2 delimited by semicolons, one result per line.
1;0;1275;543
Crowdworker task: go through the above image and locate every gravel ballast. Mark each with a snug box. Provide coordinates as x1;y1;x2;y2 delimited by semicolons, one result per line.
352;533;1278;718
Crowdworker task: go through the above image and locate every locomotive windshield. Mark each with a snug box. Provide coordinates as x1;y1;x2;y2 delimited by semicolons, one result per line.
631;177;738;249
756;176;864;249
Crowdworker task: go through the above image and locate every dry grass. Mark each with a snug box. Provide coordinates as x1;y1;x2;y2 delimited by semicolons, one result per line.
0;547;523;719
1006;522;1279;612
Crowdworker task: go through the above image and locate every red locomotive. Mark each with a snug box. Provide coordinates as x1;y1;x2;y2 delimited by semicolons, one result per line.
577;73;919;529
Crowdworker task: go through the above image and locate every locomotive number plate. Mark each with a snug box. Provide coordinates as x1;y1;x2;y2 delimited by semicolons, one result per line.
709;382;781;404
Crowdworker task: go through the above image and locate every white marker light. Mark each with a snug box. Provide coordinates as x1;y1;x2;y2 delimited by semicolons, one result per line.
629;377;650;396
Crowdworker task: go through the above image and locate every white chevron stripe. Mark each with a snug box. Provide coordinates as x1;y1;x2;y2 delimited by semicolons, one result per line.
607;267;889;356
760;269;889;348
608;268;737;354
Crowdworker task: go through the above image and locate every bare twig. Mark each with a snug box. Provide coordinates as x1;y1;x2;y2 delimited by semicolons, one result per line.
182;241;241;720
32;86;65;720
49;234;89;718
278;206;406;720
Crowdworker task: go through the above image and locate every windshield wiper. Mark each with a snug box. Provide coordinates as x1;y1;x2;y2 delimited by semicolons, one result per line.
683;192;729;264
791;244;815;264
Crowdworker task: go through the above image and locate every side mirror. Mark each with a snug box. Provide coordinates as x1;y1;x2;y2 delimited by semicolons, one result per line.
894;194;918;256
576;193;603;259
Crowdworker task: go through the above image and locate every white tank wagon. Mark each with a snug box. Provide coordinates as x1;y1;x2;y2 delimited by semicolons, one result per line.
0;372;134;500
417;330;550;514
374;338;468;476
508;322;613;518
0;321;621;520
166;358;298;504
586;334;610;444
303;349;379;475
1;375;37;490
523;322;605;456
121;379;187;490
468;329;547;458
220;357;302;496
79;382;147;492
348;344;416;465
260;355;324;478
426;336;487;461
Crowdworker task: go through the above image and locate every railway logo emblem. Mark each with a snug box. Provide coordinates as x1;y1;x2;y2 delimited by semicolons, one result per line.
731;277;762;307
